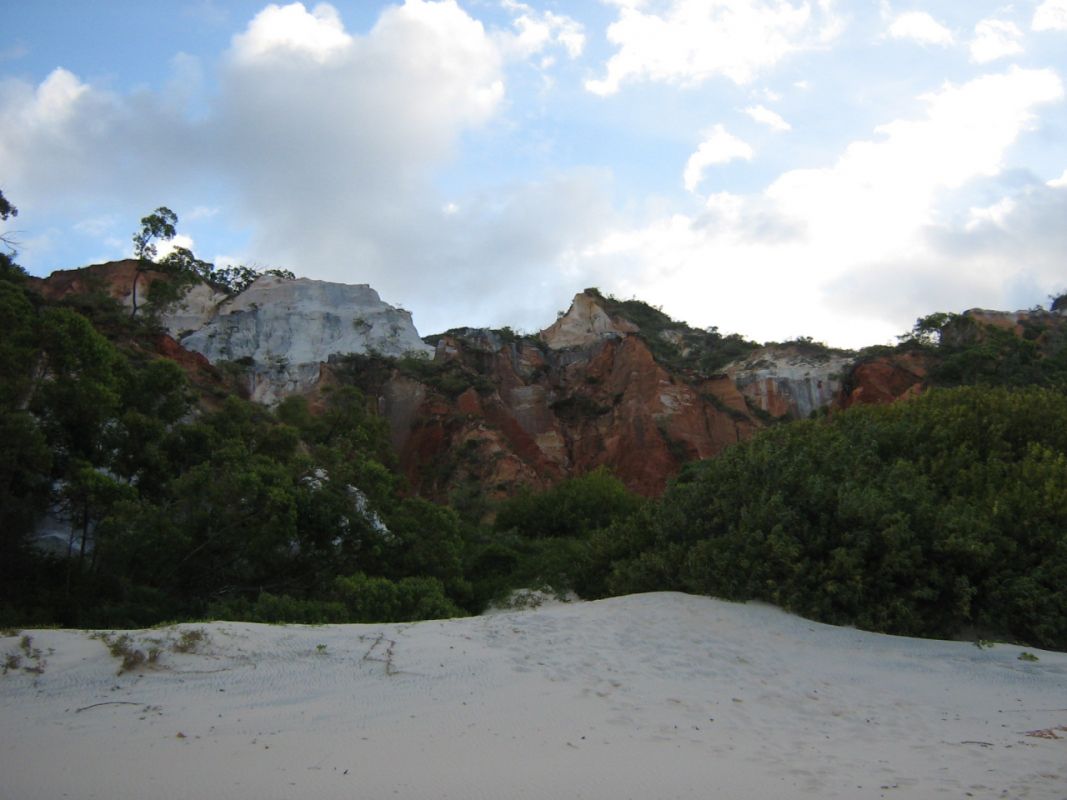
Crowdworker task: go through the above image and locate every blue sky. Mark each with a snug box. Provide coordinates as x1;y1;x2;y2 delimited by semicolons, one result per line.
2;1;1066;347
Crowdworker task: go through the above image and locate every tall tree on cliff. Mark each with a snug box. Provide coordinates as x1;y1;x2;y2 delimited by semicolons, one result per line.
0;189;18;266
130;206;177;316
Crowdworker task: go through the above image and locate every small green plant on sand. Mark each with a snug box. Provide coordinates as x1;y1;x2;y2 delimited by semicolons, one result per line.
171;629;208;654
94;633;161;674
2;635;48;675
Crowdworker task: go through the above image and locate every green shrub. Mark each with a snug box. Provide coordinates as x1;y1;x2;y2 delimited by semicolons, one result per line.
607;386;1067;649
332;573;463;622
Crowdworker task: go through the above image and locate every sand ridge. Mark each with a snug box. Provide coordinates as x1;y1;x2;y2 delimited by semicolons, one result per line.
1;593;1065;799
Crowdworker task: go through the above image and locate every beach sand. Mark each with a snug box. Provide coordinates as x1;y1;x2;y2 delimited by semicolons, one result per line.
2;592;1065;799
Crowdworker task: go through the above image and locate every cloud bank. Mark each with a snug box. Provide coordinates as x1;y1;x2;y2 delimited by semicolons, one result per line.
2;1;1065;347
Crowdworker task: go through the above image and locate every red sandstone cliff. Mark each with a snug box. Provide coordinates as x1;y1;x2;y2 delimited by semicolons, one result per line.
836;351;930;409
332;325;759;500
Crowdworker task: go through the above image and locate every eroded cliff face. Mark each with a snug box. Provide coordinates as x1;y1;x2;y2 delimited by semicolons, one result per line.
836;351;930;409
328;292;767;499
34;261;435;406
353;324;759;500
34;260;230;328
945;307;1067;348
34;264;925;500
171;275;433;404
725;345;855;420
540;292;640;349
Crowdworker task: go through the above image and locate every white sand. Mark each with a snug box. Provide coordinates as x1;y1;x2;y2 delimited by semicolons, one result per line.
2;592;1065;799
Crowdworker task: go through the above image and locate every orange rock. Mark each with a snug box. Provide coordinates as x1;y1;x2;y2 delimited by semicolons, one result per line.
837;352;929;409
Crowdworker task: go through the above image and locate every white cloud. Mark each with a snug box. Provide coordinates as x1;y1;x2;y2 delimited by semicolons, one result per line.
586;0;842;95
0;1;618;335
965;197;1017;231
578;67;1065;347
744;104;791;131
231;2;352;64
1033;0;1067;31
6;3;1065;347
683;125;754;192
500;1;585;60
156;233;196;259
13;67;87;127
0;68;132;205
888;11;954;46
970;19;1024;63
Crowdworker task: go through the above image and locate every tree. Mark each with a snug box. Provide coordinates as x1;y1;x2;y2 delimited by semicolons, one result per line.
1;189;19;256
130;207;177;316
132;207;177;262
0;190;15;221
158;246;213;281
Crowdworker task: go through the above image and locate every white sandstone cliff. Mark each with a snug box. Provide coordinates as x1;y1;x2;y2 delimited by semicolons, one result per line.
170;275;432;404
726;345;854;420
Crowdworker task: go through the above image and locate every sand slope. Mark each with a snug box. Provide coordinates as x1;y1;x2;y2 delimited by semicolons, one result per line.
2;593;1065;799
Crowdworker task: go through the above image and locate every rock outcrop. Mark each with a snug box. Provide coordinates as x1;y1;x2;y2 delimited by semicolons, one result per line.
836;351;929;409
945;307;1067;347
32;259;229;326
725;345;854;419
344;319;759;500
173;275;432;404
540;292;640;349
34;261;433;406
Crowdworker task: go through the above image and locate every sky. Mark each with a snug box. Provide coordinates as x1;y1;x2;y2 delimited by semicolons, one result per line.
2;0;1066;348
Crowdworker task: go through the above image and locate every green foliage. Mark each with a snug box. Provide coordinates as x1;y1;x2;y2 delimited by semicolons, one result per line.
332;573;462;622
97;632;161;673
494;467;644;540
157;246;214;281
211;264;260;294
0;273;447;627
207;573;463;625
1;189;19;255
207;593;349;624
892;309;1067;391
398;353;493;397
8;247;1067;650
0;189;16;222
602;386;1067;649
584;288;760;375
901;312;954;346
0;280;38;409
132;207;177;262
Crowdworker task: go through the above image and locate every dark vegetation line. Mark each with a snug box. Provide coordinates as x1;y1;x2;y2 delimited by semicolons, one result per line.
2;193;1066;651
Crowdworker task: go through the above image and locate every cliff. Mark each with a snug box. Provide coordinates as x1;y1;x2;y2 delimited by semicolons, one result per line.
173;275;432;404
348;321;760;499
725;344;854;420
45;263;1058;502
836;351;929;409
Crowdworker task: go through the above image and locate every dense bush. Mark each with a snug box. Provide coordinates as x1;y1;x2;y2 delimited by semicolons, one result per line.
494;467;643;540
206;574;462;624
600;387;1067;649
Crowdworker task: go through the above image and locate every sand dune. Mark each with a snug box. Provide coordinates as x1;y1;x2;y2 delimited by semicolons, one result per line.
2;593;1065;799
